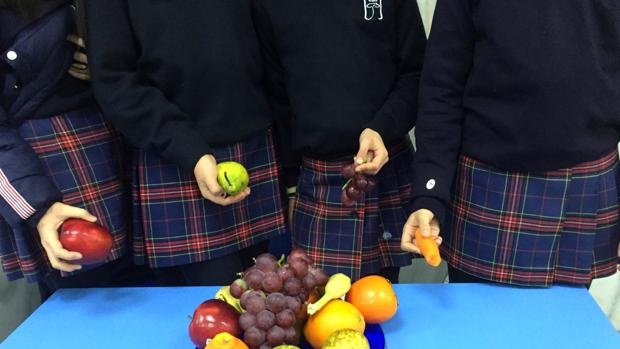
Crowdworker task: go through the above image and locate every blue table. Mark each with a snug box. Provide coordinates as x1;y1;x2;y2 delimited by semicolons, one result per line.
2;284;619;349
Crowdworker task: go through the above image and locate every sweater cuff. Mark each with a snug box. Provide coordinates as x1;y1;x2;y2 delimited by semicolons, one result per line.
363;118;394;145
170;133;214;173
25;201;56;230
411;196;447;227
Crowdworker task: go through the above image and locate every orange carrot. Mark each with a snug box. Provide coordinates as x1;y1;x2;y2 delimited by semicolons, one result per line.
415;228;442;267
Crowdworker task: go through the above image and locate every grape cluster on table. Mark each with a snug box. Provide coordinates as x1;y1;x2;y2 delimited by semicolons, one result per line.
229;250;329;349
340;163;376;206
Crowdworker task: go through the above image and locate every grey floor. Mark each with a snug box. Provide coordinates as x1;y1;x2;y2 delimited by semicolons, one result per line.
400;258;447;284
0;271;40;342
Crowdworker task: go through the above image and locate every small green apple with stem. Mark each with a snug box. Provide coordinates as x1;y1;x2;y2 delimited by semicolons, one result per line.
217;161;249;196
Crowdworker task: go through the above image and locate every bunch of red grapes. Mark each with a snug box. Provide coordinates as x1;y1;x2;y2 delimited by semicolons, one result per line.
229;250;328;349
340;163;376;206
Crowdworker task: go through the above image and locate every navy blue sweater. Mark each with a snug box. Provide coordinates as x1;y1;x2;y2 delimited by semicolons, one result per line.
253;0;426;186
412;0;620;222
86;0;274;172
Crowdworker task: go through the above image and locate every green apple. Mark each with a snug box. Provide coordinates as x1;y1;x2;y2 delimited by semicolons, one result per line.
216;161;249;196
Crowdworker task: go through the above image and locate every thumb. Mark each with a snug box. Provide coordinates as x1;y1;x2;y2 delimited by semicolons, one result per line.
205;173;224;196
355;140;370;166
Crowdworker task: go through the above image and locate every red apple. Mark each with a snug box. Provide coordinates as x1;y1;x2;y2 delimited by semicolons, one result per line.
188;299;241;347
59;218;113;265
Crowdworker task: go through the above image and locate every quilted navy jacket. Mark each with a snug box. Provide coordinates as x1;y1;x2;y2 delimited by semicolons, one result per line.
0;3;89;228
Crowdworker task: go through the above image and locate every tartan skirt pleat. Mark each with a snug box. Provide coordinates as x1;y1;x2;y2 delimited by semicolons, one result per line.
292;139;415;280
444;150;620;286
131;129;286;268
0;107;129;282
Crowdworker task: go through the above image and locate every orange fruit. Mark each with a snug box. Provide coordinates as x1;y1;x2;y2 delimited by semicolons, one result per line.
345;275;397;324
205;332;249;349
303;299;365;349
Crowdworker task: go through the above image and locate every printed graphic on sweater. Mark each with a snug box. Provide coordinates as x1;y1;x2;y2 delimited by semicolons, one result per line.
364;0;383;21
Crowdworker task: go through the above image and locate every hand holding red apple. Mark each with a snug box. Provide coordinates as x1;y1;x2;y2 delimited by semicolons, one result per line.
37;202;100;272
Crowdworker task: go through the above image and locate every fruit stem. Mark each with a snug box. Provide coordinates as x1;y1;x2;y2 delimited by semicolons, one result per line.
277;254;286;266
342;178;352;190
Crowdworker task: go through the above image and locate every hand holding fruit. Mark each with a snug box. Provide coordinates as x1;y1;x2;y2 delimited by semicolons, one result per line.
354;128;388;175
194;155;250;206
400;209;443;265
37;202;98;272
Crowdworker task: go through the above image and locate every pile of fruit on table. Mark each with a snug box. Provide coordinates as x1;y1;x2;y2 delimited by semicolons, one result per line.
188;250;398;349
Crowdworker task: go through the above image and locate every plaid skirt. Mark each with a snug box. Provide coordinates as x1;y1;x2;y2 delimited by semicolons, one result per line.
445;151;620;286
0;107;129;282
292;139;415;280
131;129;286;268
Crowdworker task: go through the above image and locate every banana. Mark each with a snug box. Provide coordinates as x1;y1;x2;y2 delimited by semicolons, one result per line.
307;273;351;315
215;286;244;313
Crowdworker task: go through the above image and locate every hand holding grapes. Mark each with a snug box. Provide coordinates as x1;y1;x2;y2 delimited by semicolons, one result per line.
354;128;389;175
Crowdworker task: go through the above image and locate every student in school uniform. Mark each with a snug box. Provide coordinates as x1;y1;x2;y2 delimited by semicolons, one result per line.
0;0;132;299
86;0;287;285
253;0;427;282
402;0;620;286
